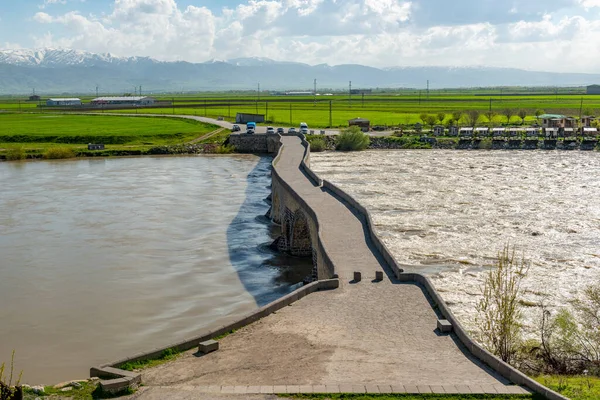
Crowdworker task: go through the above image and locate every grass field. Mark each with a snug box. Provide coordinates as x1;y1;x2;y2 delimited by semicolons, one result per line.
0;113;218;156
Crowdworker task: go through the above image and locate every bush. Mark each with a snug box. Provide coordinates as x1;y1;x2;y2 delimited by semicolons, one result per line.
215;144;235;154
476;245;528;365
43;147;75;159
5;147;26;161
309;138;326;152
335;126;370;151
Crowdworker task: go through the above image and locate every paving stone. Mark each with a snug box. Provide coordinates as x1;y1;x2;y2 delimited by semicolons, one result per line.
273;385;287;394
394;384;410;393
298;385;313;393
194;386;209;393
365;384;380;393
469;385;486;394
443;385;459;394
220;386;235;394
339;384;353;393
503;385;530;394
286;385;300;394
481;384;498;394
418;385;432;393
378;385;393;393
454;384;472;393
260;386;273;394
247;386;261;393
233;386;247;394
312;385;326;393
351;385;366;393
430;385;445;394
206;385;221;393
325;385;340;393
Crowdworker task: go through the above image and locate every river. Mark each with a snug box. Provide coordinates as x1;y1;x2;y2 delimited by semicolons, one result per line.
310;150;600;335
0;155;311;384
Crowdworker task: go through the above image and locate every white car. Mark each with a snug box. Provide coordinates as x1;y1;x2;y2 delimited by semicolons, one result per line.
288;127;297;134
266;126;275;134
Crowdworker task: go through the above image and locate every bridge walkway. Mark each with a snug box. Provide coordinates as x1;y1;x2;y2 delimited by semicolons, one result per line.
131;136;522;398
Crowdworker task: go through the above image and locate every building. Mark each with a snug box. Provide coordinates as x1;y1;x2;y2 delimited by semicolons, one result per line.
433;125;445;136
581;116;596;127
350;89;372;95
46;98;82;107
539;114;577;128
235;113;265;124
492;127;505;137
28;95;41;102
459;127;474;137
348;117;370;132
475;127;489;137
587;85;600;95
91;96;155;106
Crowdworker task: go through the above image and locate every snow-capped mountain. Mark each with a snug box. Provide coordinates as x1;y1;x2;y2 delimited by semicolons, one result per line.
1;48;600;94
0;48;154;67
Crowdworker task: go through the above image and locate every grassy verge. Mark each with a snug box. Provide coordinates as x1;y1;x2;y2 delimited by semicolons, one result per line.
118;348;180;372
22;380;134;400
534;375;600;400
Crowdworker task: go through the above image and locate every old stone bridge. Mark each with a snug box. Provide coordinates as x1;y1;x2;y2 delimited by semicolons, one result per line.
94;129;567;400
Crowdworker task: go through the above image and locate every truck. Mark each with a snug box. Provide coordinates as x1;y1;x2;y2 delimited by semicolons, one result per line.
246;122;256;134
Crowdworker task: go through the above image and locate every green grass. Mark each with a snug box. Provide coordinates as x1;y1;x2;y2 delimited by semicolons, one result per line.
0;113;218;157
534;375;600;400
284;394;538;400
21;380;127;400
119;348;180;372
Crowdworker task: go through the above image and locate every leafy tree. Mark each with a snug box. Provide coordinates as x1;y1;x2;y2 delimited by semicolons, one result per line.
535;109;545;123
503;108;515;125
452;111;463;125
485;111;497;125
517;109;527;125
425;115;437;130
436;112;446;125
336;126;370;151
465;110;480;127
419;113;428;124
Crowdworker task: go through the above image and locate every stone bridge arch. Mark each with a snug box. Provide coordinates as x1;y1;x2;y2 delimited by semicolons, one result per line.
289;209;312;257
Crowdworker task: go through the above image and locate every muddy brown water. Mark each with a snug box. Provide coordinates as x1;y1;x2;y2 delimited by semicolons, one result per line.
311;150;600;335
0;155;311;385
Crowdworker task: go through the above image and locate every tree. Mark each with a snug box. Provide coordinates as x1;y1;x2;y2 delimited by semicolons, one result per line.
465;110;480;127
517;109;527;125
335;126;370;151
452;111;463;126
476;245;528;365
485;111;497;125
535;109;545;123
419;113;428;124
436;112;446;125
425;115;437;130
503;108;515;125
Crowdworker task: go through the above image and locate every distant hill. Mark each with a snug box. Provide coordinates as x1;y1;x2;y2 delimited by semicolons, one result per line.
0;48;599;94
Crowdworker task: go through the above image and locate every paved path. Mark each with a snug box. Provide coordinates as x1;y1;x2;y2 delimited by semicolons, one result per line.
129;135;523;398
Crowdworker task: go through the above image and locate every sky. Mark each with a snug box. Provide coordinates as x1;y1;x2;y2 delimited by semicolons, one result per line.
2;0;600;72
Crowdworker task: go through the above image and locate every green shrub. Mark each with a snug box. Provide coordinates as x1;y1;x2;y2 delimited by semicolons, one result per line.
309;138;326;152
215;144;235;154
5;147;26;161
43;147;75;159
335;126;370;151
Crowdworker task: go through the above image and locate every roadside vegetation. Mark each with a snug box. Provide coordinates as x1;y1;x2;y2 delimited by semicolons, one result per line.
336;126;370;151
476;245;600;400
1;352;22;400
119;348;180;372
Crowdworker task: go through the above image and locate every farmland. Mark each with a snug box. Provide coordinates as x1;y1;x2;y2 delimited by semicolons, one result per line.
0;114;218;157
2;89;598;129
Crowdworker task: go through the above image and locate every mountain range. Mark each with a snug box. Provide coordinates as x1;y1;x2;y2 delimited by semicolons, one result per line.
0;48;599;94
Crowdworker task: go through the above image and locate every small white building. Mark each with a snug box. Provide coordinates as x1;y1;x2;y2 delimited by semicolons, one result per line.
475;127;489;137
582;127;598;137
545;128;559;139
492;128;506;137
46;98;82;107
526;128;540;137
459;127;474;137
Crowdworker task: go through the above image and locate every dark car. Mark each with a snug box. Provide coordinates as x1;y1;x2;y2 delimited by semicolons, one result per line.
232;124;241;132
277;127;285;134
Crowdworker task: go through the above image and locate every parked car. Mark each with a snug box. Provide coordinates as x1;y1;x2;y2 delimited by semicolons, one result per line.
300;122;309;135
266;126;275;134
277;127;285;134
288;127;296;134
232;124;241;132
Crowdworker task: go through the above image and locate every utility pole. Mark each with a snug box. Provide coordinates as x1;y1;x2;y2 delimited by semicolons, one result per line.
266;101;269;121
349;81;352;107
139;86;142;96
579;97;584;129
228;100;231;118
489;98;492;112
427;80;430;100
205;99;207;117
419;90;421;105
96;85;99;97
314;78;317;106
362;92;365;108
172;97;175;115
257;83;260;101
290;103;292;125
329;100;332;127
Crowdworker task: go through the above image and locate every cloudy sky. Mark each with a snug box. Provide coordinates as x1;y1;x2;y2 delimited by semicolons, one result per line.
2;0;600;72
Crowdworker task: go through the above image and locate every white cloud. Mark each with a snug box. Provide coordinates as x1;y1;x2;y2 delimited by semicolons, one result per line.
24;0;600;72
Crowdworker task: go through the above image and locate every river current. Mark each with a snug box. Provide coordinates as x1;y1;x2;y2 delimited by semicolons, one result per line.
0;155;311;384
311;150;600;335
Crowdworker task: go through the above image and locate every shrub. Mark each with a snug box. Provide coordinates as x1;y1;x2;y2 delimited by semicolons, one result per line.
1;351;23;400
43;147;75;159
309;138;326;152
215;144;235;154
5;147;26;161
476;245;528;365
335;126;370;151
